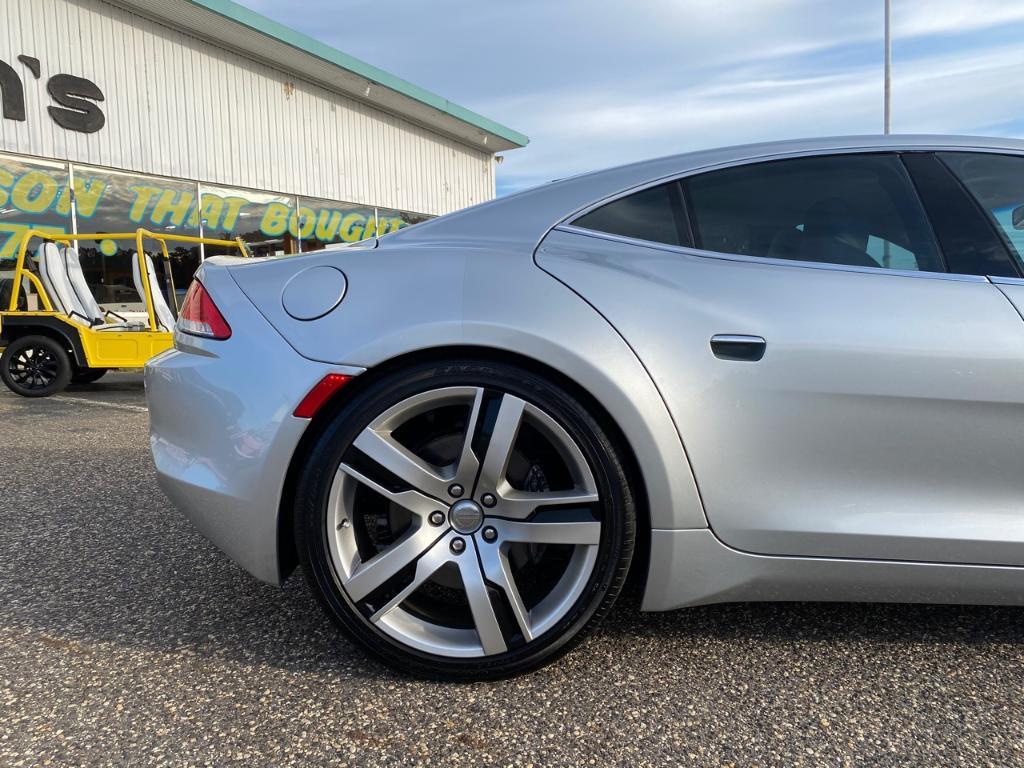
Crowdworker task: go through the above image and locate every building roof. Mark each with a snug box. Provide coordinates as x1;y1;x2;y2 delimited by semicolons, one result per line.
114;0;528;153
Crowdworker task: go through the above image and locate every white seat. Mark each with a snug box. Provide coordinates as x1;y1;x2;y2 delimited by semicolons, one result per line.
62;246;106;324
132;252;176;332
64;247;146;331
37;242;91;326
35;242;143;331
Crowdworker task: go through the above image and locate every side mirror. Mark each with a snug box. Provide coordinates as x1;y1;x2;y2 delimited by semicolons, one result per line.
1013;205;1024;230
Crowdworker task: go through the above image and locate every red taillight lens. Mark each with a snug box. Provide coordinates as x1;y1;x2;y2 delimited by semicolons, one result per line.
294;373;353;418
177;280;231;340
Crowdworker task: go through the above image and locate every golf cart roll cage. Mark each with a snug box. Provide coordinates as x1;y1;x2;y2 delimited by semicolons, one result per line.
6;228;251;332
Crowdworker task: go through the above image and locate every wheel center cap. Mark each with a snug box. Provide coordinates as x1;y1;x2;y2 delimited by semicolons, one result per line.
449;499;484;534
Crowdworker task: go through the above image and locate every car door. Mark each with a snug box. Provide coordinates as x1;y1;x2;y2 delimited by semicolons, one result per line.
537;150;1024;565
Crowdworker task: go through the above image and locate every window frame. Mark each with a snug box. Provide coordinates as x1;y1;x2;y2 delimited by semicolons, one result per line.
560;147;1024;284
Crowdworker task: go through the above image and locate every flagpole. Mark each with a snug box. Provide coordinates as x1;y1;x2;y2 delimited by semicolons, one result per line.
884;0;892;134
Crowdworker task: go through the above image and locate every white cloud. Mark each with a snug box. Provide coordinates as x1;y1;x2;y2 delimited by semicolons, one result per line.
487;37;1024;188
896;0;1024;37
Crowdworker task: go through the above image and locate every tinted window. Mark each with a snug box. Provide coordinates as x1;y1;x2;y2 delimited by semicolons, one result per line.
684;154;944;272
938;152;1024;272
902;153;1018;278
573;181;684;246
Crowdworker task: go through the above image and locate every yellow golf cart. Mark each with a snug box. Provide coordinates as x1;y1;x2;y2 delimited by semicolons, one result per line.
0;228;248;397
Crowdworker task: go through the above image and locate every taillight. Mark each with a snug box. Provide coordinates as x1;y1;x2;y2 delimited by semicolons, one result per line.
177;280;231;340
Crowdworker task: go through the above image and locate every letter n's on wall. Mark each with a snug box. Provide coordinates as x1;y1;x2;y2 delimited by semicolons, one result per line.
0;60;25;121
47;74;105;133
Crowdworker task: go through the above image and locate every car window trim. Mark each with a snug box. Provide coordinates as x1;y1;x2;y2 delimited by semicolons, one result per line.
560;145;1024;231
668;180;694;248
553;223;990;283
989;275;1024;286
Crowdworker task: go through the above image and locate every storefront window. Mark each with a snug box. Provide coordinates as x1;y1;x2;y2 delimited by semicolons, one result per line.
0;154;73;311
0;150;437;313
295;196;376;252
375;207;430;237
71;164;200;311
201;184;298;257
0;153;72;263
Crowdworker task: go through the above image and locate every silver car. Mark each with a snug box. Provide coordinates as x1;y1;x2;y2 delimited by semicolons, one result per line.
146;135;1024;679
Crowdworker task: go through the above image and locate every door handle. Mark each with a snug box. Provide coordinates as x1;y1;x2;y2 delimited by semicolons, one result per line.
710;334;766;362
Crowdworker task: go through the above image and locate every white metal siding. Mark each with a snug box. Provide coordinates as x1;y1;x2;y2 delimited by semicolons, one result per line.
0;0;496;215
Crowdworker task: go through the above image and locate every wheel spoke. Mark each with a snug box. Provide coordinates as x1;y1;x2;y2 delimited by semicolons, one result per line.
352;427;451;500
450;387;484;491
344;523;448;603
337;463;443;518
476;394;525;493
457;538;507;655
478;542;533;642
490;517;601;545
492;488;600;520
370;534;452;623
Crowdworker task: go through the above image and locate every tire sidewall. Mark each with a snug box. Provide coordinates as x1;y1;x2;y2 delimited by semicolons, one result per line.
1;335;72;397
294;359;635;680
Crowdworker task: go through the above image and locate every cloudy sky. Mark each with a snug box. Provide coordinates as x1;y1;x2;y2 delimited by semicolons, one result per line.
243;0;1024;194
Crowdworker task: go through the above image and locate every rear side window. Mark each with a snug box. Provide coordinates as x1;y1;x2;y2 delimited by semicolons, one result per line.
938;152;1024;273
902;153;1019;278
573;181;686;246
683;154;944;273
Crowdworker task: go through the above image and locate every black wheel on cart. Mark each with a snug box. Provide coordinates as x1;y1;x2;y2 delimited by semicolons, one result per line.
0;335;73;397
71;367;108;385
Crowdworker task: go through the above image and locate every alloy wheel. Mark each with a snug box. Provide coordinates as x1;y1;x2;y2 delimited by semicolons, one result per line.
8;345;60;390
325;386;603;658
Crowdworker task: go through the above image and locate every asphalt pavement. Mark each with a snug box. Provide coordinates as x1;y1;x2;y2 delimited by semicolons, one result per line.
2;372;1024;766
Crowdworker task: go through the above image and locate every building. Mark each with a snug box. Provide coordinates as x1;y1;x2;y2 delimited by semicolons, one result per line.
0;0;526;309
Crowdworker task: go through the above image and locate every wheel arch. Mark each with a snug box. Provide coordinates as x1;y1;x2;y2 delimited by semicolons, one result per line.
275;344;652;591
0;317;87;366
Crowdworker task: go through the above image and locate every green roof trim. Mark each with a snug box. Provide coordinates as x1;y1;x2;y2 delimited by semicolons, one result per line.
184;0;528;148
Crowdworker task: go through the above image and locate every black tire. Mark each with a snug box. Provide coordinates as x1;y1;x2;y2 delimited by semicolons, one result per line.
294;359;636;680
71;367;108;385
0;335;72;397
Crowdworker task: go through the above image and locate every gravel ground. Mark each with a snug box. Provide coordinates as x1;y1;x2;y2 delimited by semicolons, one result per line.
2;372;1024;766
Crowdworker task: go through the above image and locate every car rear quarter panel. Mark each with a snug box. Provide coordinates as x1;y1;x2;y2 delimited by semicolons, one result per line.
227;244;706;531
146;264;360;584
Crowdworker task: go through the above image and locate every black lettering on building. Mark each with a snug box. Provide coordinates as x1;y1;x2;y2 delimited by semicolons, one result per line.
46;73;105;133
0;59;25;121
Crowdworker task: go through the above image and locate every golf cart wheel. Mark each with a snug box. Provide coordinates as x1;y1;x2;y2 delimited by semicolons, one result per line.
294;358;636;680
71;367;108;385
0;335;72;397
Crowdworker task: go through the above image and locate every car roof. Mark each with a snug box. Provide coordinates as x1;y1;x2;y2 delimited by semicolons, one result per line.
383;135;1024;251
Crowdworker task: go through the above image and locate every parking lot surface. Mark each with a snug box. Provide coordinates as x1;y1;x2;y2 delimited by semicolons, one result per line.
2;372;1024;766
